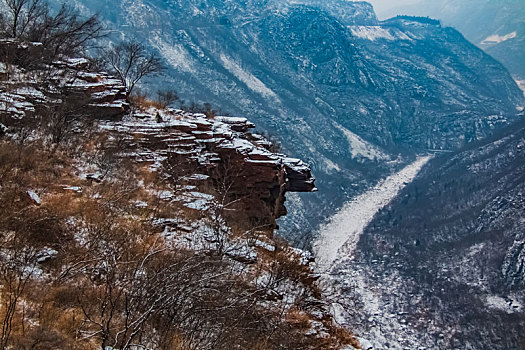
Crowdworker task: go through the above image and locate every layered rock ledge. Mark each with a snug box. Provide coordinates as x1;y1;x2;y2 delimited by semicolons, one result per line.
100;109;316;229
0;39;315;232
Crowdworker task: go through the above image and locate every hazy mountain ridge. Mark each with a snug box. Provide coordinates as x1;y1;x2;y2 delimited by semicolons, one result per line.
375;0;525;81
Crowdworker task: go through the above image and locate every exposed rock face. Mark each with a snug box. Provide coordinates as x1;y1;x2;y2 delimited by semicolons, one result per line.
0;50;128;121
0;39;314;231
63;59;129;117
101;110;315;229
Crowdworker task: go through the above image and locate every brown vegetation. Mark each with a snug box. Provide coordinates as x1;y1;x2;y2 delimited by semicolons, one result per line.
0;132;358;349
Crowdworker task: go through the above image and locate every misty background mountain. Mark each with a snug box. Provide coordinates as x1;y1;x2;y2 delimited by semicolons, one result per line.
57;0;524;243
369;0;525;83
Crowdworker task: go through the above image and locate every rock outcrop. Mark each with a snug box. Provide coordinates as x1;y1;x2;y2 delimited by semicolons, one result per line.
0;45;128;121
60;58;129;118
101;109;316;229
0;38;315;231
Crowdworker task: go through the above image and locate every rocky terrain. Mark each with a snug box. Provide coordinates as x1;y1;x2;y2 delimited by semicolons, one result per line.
0;35;358;349
0;40;316;250
58;0;525;238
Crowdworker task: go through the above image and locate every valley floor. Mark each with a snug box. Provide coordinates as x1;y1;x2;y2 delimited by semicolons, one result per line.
314;155;431;271
313;155;432;350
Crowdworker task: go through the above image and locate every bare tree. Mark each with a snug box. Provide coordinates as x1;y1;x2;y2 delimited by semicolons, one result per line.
0;0;47;38
103;40;164;97
40;88;93;150
156;89;178;108
34;4;103;62
0;0;103;67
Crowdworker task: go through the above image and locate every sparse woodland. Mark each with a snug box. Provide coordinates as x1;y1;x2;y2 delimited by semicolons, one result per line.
0;1;358;349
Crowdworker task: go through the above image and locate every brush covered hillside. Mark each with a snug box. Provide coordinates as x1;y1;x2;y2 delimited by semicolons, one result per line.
331;114;525;349
57;0;525;237
0;6;358;350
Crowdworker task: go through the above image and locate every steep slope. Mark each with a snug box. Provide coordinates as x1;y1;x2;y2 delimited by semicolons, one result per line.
63;0;525;236
0;40;360;349
374;0;525;81
330;115;525;349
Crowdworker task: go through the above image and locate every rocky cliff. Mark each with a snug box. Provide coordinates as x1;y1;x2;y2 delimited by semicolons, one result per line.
0;44;315;232
100;110;316;230
0;38;354;349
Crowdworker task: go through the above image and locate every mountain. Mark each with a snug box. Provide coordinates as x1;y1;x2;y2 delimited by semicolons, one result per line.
63;0;525;237
328;114;525;349
373;0;525;83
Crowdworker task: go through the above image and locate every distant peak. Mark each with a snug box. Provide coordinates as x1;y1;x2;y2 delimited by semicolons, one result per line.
303;0;379;25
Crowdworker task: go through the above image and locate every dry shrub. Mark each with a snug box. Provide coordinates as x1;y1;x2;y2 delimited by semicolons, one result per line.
333;327;361;349
285;308;312;329
129;93;165;111
0;131;358;350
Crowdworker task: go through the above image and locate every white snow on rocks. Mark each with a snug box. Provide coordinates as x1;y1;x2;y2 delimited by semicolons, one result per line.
219;53;280;102
215;116;252;125
27;190;41;205
485;295;523;313
481;31;517;45
313;156;431;271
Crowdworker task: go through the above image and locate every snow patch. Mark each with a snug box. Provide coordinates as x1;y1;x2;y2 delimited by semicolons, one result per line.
152;35;195;73
350;26;411;41
335;123;389;161
515;79;525;98
36;248;58;263
314;156;431;271
254;240;276;252
219;53;279;102
27;190;41;205
62;186;82;193
481;31;517;44
485;295;523;313
323;157;341;173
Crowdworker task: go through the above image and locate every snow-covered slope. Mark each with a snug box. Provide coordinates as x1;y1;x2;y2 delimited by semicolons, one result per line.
330;116;525;349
